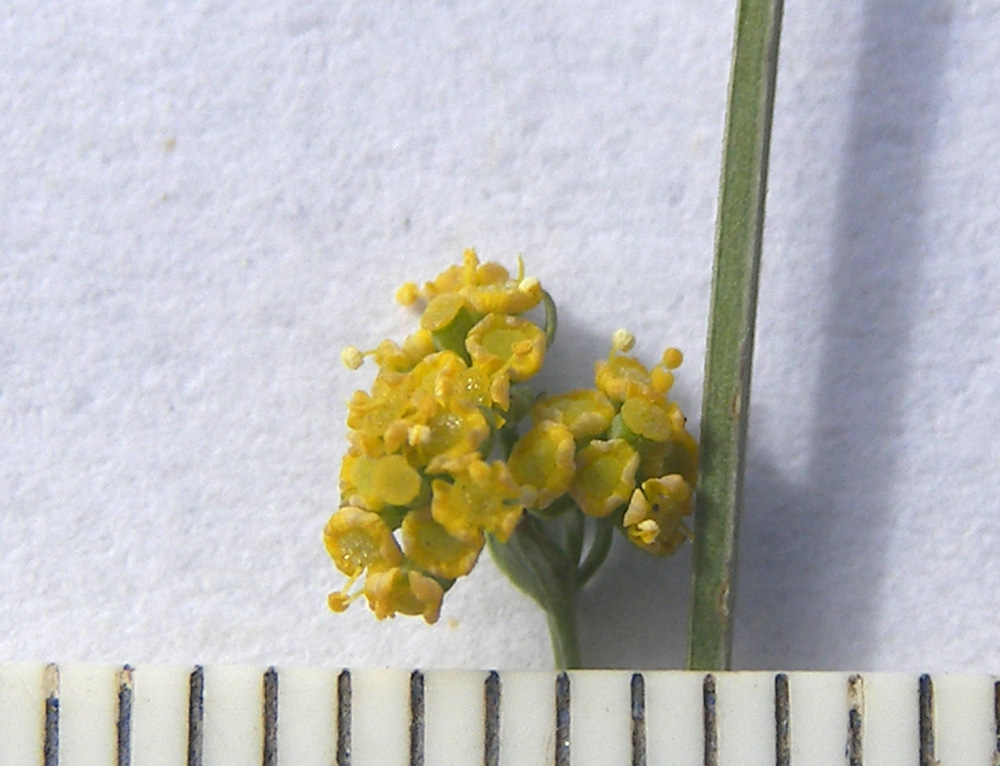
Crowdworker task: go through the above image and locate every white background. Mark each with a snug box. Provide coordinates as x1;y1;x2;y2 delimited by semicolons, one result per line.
2;1;999;671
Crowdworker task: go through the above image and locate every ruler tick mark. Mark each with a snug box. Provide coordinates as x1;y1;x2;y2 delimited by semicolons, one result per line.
994;680;1000;766
262;667;278;766
847;673;864;766
631;673;646;766
337;670;351;766
187;666;204;766
484;671;500;766
43;663;59;766
409;670;425;766
703;674;718;766
117;665;133;766
918;674;934;766
775;673;790;766
555;673;570;766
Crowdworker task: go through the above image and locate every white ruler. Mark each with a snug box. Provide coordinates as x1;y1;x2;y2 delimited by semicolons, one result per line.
0;664;997;765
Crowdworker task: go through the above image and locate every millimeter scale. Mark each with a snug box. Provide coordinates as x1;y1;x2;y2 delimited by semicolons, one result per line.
0;663;997;764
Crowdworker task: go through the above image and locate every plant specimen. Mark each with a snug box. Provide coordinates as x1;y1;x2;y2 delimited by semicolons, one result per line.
324;251;697;668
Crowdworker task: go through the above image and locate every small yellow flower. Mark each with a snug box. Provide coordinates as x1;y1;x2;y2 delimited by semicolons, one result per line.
351;353;489;471
364;567;444;624
401;507;484;579
569;439;640;517
403;329;437;361
466;313;546;382
419;249;482;299
405;351;467;396
531;389;615;439
507;421;576;509
346;374;411;453
420;292;472;333
622;474;693;555
415;406;490;471
431;460;524;542
620;394;683;442
595;353;667;402
417;250;541;316
473;258;511;286
341;331;437;375
637;431;699;485
462;257;543;315
433;363;493;412
340;451;423;511
323;506;404;577
367;335;437;373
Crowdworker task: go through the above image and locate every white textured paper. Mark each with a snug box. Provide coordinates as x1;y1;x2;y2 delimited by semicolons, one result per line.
2;1;999;671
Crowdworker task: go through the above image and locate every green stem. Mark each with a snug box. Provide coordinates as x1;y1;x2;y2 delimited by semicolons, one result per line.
688;0;784;671
487;518;583;669
545;594;582;670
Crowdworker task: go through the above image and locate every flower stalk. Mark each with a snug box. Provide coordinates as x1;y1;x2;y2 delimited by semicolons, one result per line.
688;0;784;670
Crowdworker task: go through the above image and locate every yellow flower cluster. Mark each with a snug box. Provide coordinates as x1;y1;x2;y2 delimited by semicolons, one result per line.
509;340;698;555
325;250;546;624
324;250;698;625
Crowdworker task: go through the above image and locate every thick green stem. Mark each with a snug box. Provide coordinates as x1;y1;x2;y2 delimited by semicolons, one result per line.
687;0;783;671
545;593;582;670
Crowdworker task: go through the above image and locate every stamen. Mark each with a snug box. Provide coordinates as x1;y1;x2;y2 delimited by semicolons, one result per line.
395;282;421;306
408;424;432;447
636;519;660;544
612;328;635;353
661;347;684;369
327;572;365;612
512;339;533;355
518;275;540;294
341;346;365;370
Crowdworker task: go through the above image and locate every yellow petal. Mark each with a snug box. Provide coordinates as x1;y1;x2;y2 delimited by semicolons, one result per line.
620;395;677;442
401;508;484;579
323;507;403;577
364;567;444;624
466;313;546;382
569;439;640;517
431;461;523;541
531;389;615;439
507;421;576;509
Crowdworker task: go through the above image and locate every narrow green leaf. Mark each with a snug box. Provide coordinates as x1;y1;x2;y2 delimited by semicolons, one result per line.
687;0;784;670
